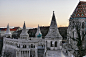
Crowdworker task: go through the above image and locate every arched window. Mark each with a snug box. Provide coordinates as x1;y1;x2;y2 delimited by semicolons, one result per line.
72;21;75;28
82;22;84;29
31;44;33;48
55;41;57;47
23;45;24;48
25;45;26;48
23;45;26;48
50;41;53;47
33;45;35;48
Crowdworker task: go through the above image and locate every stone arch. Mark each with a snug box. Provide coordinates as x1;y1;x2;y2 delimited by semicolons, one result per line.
55;41;57;47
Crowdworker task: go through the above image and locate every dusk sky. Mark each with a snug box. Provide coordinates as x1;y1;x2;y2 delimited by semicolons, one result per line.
0;0;86;28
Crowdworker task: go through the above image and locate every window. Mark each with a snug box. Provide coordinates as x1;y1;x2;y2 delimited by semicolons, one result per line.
23;45;26;48
55;41;57;47
82;22;84;29
31;44;33;48
50;41;53;47
33;45;35;48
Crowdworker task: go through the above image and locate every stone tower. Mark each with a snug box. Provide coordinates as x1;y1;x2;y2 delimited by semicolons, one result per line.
20;21;29;40
45;11;62;57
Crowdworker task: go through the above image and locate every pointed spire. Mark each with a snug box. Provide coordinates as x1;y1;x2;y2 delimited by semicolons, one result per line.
35;24;42;38
20;21;29;39
38;24;39;29
50;11;57;28
5;23;11;37
20;21;28;35
23;21;26;29
5;23;11;34
45;11;62;39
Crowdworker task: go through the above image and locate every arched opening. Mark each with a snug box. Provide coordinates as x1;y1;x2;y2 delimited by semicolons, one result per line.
82;22;84;29
25;45;26;48
33;45;35;48
55;41;57;47
23;45;24;48
23;45;26;48
50;41;53;47
31;44;33;48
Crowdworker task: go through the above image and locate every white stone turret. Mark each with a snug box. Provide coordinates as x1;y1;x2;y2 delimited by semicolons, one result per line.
45;11;62;57
45;11;62;39
5;24;11;37
35;24;42;38
20;21;29;40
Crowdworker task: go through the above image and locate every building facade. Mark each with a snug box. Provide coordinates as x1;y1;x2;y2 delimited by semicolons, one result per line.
62;1;86;57
1;11;69;57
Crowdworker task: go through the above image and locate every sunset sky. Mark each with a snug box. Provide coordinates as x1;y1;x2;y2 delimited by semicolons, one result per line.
0;0;86;28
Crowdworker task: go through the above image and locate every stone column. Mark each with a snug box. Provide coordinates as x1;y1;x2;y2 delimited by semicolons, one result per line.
16;51;18;57
29;49;30;57
27;51;28;57
19;51;21;57
21;51;22;57
35;47;38;57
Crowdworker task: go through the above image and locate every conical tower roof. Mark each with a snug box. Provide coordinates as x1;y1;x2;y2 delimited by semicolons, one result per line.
20;21;28;35
5;24;11;34
23;21;26;29
45;11;62;39
70;1;86;19
35;24;42;38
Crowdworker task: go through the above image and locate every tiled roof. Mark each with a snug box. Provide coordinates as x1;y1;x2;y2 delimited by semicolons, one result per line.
0;27;19;31
71;1;86;18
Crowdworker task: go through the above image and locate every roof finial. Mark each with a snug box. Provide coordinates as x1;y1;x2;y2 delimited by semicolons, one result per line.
23;21;26;29
53;11;54;13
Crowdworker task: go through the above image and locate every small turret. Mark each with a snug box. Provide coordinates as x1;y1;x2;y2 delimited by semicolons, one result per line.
35;24;42;38
44;11;62;55
45;11;62;39
20;21;29;40
5;24;11;37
